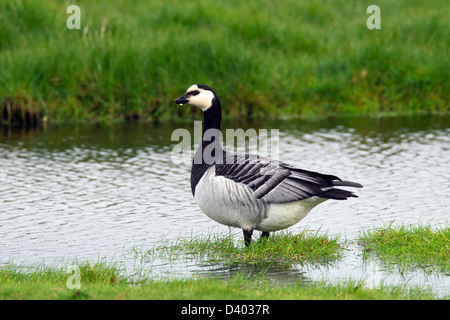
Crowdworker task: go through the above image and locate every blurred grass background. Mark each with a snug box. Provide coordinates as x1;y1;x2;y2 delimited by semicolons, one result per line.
0;0;448;123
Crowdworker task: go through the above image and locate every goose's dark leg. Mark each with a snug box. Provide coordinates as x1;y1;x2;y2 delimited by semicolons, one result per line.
243;229;253;247
261;231;270;240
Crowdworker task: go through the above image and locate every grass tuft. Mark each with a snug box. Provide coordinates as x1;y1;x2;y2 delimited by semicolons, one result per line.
358;224;450;273
154;230;344;265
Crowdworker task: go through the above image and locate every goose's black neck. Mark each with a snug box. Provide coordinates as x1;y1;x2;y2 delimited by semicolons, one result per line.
191;96;224;195
201;96;222;145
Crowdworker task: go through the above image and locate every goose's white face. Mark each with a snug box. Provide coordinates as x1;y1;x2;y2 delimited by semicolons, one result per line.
175;84;215;111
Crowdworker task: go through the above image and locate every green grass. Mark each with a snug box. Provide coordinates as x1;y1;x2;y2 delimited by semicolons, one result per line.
0;260;127;299
0;261;440;300
358;224;450;273
0;0;448;123
1;225;449;299
154;230;344;265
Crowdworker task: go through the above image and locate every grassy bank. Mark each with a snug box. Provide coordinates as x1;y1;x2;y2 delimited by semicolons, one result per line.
1;225;448;300
0;260;440;300
0;0;448;124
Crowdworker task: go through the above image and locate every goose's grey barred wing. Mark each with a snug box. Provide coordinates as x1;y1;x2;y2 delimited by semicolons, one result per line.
215;152;362;203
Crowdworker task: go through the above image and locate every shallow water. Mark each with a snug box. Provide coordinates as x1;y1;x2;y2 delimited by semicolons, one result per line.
1;115;449;295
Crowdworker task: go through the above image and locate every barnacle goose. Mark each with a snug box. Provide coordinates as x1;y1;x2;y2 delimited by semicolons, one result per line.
175;84;363;246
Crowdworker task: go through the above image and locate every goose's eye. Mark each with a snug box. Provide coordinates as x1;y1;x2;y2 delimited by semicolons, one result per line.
189;90;200;96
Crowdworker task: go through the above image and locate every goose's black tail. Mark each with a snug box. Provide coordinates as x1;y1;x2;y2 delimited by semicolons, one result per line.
320;180;363;200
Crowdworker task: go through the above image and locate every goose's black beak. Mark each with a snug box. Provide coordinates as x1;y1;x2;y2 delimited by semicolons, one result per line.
174;94;189;105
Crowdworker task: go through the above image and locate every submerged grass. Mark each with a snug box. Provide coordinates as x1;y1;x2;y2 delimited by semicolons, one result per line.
0;0;448;123
358;224;450;273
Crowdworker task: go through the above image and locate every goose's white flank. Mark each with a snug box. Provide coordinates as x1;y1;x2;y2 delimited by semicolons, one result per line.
175;84;363;246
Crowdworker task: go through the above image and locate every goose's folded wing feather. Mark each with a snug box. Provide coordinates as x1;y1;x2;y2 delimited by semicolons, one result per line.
215;153;362;203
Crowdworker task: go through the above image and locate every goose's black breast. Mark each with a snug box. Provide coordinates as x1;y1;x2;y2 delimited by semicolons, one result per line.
191;162;211;195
